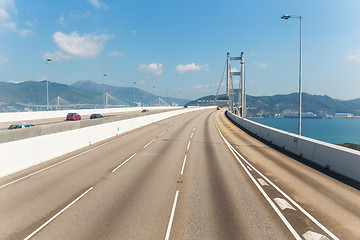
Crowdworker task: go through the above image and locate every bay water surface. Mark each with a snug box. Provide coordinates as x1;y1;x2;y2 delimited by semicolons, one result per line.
249;118;360;145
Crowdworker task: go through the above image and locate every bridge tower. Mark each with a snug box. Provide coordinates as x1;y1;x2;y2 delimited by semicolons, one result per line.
226;52;246;117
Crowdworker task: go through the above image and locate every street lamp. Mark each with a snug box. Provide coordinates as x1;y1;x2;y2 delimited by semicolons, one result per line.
46;58;52;111
133;82;136;107
281;14;302;135
103;74;107;108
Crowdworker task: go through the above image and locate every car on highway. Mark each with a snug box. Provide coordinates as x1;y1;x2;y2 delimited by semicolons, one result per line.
66;113;81;121
8;123;35;130
90;113;104;119
141;109;149;113
217;106;220;110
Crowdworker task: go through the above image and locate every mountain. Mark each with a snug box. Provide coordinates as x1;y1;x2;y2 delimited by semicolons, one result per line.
71;80;189;106
0;81;95;111
0;80;190;112
187;91;360;117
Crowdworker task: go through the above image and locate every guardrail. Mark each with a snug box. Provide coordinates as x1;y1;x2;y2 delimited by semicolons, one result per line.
226;111;360;184
0;107;214;178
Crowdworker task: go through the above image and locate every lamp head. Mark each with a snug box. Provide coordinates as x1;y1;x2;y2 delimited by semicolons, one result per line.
281;14;291;20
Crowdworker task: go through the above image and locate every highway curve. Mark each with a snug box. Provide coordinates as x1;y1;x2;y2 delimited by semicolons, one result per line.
0;108;358;239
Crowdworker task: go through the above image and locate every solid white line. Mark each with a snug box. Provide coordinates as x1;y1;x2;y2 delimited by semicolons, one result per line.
229;144;339;240
112;153;137;173
165;191;179;240
143;139;155;149
159;131;166;137
0;133;133;190
186;141;191;150
216;119;338;240
190;132;194;139
24;187;93;240
180;155;187;175
215;122;301;240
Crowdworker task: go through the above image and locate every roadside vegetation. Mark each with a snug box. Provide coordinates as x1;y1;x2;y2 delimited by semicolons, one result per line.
338;143;360;151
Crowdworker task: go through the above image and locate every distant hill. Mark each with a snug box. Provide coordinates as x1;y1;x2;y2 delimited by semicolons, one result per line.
71;80;188;106
0;80;190;112
188;91;360;117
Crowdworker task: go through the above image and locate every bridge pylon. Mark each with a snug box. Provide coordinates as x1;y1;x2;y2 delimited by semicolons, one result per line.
226;52;246;117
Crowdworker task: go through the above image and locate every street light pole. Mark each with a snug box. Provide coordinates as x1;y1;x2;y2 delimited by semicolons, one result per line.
103;74;107;108
133;82;136;107
281;14;302;135
46;58;52;111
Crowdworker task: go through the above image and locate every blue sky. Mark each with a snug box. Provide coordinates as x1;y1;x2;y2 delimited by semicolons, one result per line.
0;0;360;100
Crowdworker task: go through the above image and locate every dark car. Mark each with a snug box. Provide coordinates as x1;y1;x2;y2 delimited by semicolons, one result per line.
141;109;149;113
66;113;81;121
90;113;104;119
8;123;35;130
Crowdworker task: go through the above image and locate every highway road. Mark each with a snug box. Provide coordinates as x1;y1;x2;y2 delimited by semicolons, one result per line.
0;108;171;131
0;108;359;239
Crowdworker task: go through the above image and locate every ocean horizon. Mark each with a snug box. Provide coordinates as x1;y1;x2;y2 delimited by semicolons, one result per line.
249;118;360;145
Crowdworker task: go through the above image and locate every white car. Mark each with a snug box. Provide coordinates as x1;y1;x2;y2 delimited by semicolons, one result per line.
8;123;35;130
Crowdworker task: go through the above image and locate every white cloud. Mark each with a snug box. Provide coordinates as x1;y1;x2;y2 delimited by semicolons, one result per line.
345;49;360;63
176;63;209;74
109;51;125;57
2;21;31;36
0;8;10;21
46;31;111;60
59;12;91;26
253;61;268;68
0;56;10;64
88;0;108;10
42;51;73;61
0;0;31;37
139;63;163;76
8;80;23;84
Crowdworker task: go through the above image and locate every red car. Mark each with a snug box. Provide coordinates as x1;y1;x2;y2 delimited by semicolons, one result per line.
141;109;149;112
66;113;81;121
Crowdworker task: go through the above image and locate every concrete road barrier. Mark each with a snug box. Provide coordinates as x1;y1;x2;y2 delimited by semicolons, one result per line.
0;107;214;178
226;111;360;183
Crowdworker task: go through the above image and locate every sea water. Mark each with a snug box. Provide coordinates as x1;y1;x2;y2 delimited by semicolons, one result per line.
249;118;360;145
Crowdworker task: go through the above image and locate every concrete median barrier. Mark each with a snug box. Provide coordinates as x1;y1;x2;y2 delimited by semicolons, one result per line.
0;107;214;178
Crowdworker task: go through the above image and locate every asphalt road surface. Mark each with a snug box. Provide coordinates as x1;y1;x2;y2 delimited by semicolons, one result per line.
0;108;359;239
0;108;169;131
